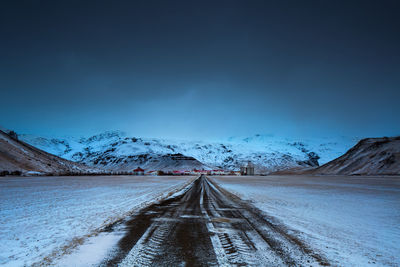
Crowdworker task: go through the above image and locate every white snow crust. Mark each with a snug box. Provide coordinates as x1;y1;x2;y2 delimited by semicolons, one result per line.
0;175;192;266
212;175;400;266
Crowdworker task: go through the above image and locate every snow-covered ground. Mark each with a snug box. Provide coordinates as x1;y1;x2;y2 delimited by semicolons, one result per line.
212;175;400;266
0;175;193;266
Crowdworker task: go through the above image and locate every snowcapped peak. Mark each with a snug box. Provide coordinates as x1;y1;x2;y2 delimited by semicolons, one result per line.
83;130;127;143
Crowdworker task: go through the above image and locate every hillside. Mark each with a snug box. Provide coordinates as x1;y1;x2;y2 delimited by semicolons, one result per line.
0;130;97;176
19;131;358;173
309;136;400;175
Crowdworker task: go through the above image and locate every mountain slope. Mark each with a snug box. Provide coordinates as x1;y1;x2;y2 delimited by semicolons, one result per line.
309;136;400;175
20;131;359;173
0;130;97;175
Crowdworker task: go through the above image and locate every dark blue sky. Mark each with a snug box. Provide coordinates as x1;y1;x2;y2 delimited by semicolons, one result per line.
1;0;399;140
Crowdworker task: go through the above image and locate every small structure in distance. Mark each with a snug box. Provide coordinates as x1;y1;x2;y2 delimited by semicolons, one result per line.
133;167;145;175
211;169;227;175
240;161;255;176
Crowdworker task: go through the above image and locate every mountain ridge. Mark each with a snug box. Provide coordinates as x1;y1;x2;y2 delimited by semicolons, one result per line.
307;136;400;175
0;130;98;175
19;131;359;173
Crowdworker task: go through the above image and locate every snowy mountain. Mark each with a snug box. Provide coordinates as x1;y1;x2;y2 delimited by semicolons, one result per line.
0;130;98;175
19;131;359;173
308;136;400;175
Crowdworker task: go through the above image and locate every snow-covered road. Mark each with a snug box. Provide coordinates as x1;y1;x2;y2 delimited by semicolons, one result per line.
0;175;193;266
81;175;328;266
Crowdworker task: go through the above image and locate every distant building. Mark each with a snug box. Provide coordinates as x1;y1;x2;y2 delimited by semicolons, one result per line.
147;170;157;176
240;161;255;176
211;169;226;175
192;169;211;175
157;170;166;176
133;167;145;175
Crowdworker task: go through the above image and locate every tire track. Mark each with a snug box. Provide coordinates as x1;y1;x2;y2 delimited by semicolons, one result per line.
118;223;171;266
206;177;330;266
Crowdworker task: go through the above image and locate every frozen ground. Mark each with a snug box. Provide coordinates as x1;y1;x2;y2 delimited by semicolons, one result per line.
0;175;193;266
212;175;400;266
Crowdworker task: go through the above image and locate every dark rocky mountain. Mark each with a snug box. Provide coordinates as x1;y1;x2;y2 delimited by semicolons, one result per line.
308;136;400;175
0;130;97;176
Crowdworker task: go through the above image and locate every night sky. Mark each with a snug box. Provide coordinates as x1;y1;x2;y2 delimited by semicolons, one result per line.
1;0;399;140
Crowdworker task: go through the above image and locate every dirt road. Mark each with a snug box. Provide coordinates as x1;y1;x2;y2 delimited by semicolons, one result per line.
101;175;329;266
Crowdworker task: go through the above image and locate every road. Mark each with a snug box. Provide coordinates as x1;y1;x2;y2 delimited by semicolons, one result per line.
100;175;329;266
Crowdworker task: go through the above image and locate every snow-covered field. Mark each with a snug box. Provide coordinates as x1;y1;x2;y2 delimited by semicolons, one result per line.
0;175;193;266
212;175;400;266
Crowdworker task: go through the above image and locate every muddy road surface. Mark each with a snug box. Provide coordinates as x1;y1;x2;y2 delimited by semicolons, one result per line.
100;175;329;266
